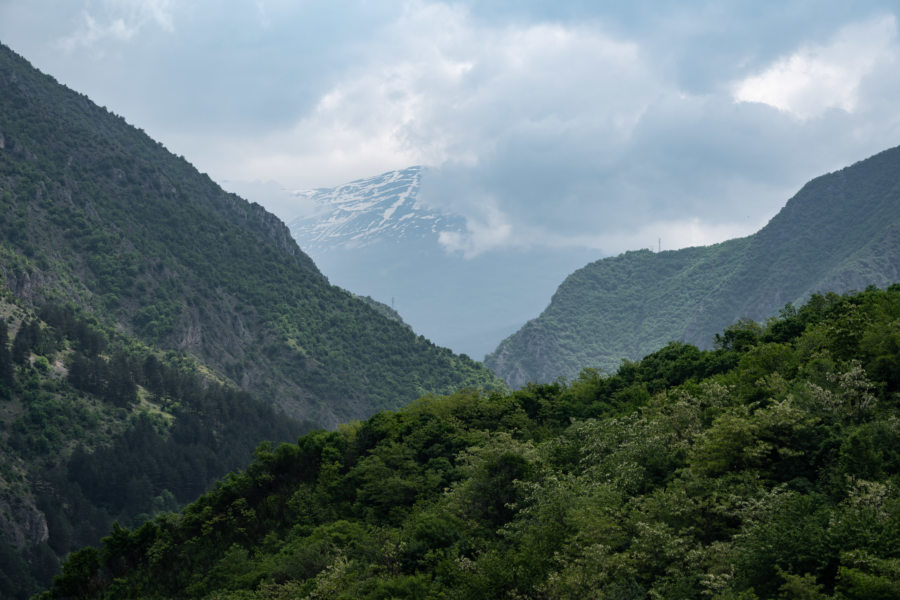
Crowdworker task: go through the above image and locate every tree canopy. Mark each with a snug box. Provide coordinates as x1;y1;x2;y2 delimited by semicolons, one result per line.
39;286;900;599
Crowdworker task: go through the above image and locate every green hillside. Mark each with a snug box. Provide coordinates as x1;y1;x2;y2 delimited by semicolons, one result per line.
486;147;900;386
0;294;314;599
0;42;502;598
39;286;900;599
0;42;501;428
352;295;410;329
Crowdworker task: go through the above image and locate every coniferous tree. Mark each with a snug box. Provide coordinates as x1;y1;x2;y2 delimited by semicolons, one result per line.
0;320;13;390
11;319;37;364
105;351;137;406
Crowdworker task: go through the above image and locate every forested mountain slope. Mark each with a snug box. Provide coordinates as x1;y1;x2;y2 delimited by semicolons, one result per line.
0;43;500;427
0;295;311;599
487;146;900;386
41;287;900;599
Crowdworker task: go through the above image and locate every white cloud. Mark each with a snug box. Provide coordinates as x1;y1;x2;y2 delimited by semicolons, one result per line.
733;15;898;119
435;208;766;259
227;5;900;258
588;217;765;256
59;0;174;51
7;1;900;260
438;201;514;258
218;3;656;189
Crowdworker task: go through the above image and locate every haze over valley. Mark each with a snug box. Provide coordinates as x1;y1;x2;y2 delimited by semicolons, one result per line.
6;2;900;364
2;2;900;598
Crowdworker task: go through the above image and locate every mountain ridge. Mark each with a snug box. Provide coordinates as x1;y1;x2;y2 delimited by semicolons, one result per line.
0;41;501;428
0;40;504;597
289;166;464;254
38;286;900;599
486;145;900;387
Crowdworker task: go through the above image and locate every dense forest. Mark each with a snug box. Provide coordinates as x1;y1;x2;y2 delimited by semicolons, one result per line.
38;286;900;599
4;28;900;600
0;42;507;597
487;145;900;387
0;42;501;429
0;296;310;599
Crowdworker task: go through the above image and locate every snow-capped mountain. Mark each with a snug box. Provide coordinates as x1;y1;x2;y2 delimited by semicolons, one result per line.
289;166;463;254
285;167;598;360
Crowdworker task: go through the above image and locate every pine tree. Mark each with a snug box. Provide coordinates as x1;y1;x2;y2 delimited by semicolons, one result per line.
0;320;13;388
12;319;38;364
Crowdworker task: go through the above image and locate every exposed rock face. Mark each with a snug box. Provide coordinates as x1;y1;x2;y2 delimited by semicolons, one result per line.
0;493;48;549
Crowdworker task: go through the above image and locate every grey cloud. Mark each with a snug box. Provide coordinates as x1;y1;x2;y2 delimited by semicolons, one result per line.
3;1;900;258
422;71;900;257
1;1;400;134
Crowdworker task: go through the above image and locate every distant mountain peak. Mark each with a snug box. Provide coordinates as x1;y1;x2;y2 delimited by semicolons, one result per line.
283;165;599;360
289;166;464;253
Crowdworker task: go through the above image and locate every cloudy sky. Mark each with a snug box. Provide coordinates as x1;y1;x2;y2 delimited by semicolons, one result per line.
2;0;900;257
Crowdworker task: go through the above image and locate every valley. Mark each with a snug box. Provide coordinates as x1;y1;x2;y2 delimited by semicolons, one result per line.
0;9;898;597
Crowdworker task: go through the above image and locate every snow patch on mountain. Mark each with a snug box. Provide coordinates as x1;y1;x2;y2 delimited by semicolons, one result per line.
289;166;464;253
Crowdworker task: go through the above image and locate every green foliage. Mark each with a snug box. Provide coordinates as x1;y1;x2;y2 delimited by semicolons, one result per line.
0;42;504;596
43;288;900;599
488;146;900;387
0;319;13;395
0;42;502;430
0;300;312;599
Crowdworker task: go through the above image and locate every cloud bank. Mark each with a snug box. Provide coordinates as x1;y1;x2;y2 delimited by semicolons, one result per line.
2;1;900;257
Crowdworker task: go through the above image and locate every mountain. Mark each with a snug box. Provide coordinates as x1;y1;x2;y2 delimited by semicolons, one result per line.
0;297;308;598
352;294;411;328
287;168;597;359
0;41;507;597
0;41;508;597
0;43;501;429
290;166;460;253
39;287;900;599
486;146;900;387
